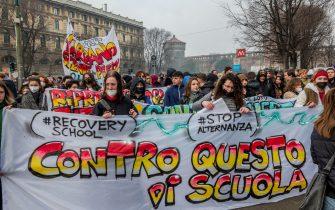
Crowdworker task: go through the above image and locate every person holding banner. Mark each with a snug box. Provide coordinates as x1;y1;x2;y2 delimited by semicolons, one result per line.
192;73;250;113
129;77;151;104
311;88;335;209
91;71;137;118
295;70;330;108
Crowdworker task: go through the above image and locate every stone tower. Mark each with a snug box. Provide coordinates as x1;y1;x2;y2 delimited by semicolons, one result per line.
163;35;186;71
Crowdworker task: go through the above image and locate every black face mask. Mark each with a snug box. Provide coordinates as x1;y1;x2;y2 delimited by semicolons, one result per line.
85;78;92;83
223;89;234;97
316;82;327;89
135;87;145;94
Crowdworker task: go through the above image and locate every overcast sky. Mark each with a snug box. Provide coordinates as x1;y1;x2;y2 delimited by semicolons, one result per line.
81;0;240;57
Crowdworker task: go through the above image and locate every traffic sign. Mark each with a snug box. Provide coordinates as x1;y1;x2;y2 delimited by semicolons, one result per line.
236;49;246;58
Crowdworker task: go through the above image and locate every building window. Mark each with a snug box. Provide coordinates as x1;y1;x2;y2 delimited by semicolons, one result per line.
3;32;10;44
123;34;126;42
83;14;88;21
83;25;88;34
53;8;59;15
70;21;75;29
95;27;99;36
1;7;8;20
37;4;43;11
40;35;46;47
55;37;61;49
105;30;109;36
130;36;133;44
70;11;75;18
95;18;99;24
54;20;59;30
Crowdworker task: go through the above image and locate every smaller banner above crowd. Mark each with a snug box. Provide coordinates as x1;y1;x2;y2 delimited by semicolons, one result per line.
44;88;299;115
145;87;167;105
44;88;192;116
62;20;121;86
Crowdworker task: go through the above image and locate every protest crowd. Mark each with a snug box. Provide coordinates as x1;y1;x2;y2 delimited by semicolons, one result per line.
0;66;335;113
0;65;335;209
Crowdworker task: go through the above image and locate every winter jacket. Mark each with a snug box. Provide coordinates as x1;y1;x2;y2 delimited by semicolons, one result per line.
247;79;276;97
294;83;330;107
180;91;204;105
18;91;46;110
200;81;215;96
129;77;151;104
283;91;298;99
164;85;185;107
91;96;137;116
329;78;335;89
311;128;335;199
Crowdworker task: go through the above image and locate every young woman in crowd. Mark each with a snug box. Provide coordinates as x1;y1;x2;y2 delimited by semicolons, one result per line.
0;81;15;138
60;75;73;89
274;76;285;99
310;88;335;210
15;85;30;104
67;80;80;90
129;77;151;104
151;74;162;88
248;70;275;97
18;77;46;110
39;75;53;90
295;70;330;108
81;73;101;91
283;78;303;99
180;77;203;104
237;74;250;98
192;73;250;113
91;71;137;118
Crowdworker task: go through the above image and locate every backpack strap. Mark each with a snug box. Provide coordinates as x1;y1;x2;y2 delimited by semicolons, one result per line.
99;99;112;112
323;152;335;175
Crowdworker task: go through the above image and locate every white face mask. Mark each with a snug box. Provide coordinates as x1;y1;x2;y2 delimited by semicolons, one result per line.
40;82;46;87
295;87;303;93
106;90;117;97
29;86;40;93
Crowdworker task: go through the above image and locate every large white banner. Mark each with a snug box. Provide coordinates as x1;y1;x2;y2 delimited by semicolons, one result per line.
1;107;320;209
62;20;121;85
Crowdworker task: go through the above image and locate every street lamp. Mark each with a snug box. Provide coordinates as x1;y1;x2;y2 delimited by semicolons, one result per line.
14;0;23;89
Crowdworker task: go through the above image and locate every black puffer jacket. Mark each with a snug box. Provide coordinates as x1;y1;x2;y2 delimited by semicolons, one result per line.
311;128;335;199
91;96;137;116
247;78;276;97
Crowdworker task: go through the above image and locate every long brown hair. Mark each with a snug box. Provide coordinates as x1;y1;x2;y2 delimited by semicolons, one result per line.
285;78;302;92
314;88;335;138
0;81;15;105
185;77;199;98
213;73;244;109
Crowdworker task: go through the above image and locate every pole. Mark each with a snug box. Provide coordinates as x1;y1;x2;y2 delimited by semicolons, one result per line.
14;2;23;89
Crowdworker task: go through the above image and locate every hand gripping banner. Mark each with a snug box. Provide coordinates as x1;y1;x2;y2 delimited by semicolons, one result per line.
1;107;320;209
